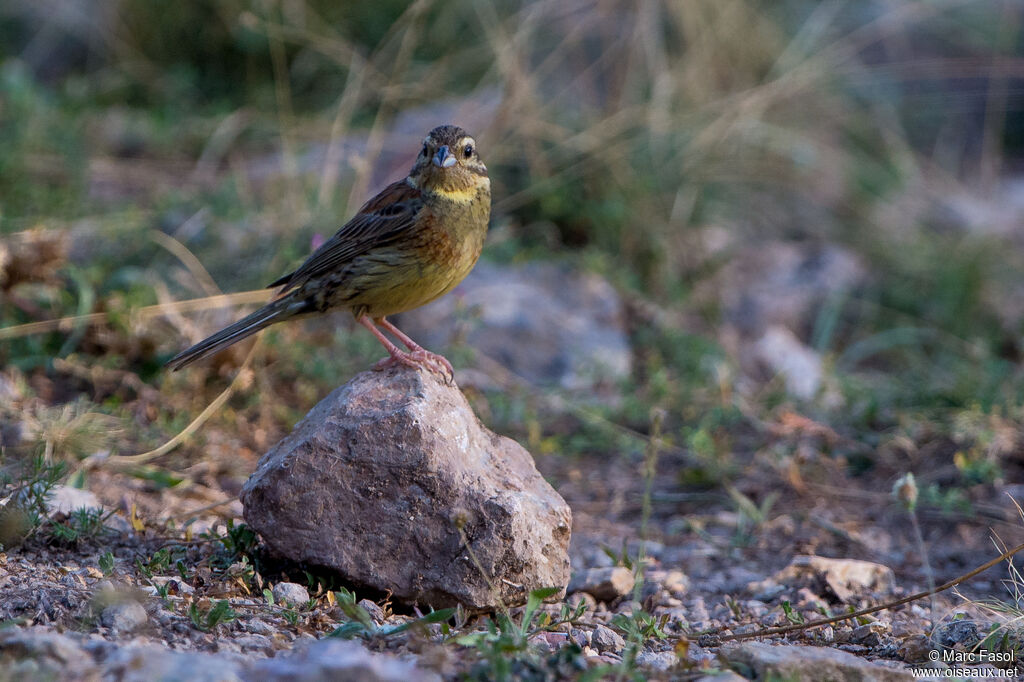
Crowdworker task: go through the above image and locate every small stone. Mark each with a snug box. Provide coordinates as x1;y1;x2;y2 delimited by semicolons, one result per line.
272;582;309;606
591;625;625;654
661;570;688;595
566;591;597;613
568;567;634;602
247;637;439;681
720;642;911;681
242;367;571;610
695;673;747;682
100;601;148;633
754;555;896;604
635;650;677;671
0;627;93;670
235;634;273;653
852;621;890;647
101;644;243;681
833;626;853;643
752;325;824;399
569;628;589;648
616;600;643;615
898;634;932;663
751;581;786;602
246;619;277;636
934;619;981;649
357;599;386;623
530;631;567;652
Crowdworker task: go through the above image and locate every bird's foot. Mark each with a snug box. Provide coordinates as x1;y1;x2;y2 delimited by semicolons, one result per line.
374;349;454;384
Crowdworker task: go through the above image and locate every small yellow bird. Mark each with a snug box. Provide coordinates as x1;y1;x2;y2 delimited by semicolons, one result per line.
167;124;490;378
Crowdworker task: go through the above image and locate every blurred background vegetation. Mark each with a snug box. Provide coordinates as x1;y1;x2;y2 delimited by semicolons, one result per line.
2;0;1024;518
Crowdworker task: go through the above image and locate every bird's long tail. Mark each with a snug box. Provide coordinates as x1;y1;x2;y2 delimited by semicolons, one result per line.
167;297;306;371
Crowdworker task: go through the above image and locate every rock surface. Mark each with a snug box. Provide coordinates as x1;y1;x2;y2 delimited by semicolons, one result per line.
0;627;439;682
395;262;631;391
249;638;441;682
568;566;635;602
100;601;148;633
719;642;912;681
241;366;572;610
271;582;310;606
751;555;896;604
592;625;626;654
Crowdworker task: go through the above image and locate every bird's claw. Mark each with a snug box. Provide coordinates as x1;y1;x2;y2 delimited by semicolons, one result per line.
375;349;455;385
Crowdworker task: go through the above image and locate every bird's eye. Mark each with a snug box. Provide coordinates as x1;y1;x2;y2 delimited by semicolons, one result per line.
421;145;429;157
463;144;474;158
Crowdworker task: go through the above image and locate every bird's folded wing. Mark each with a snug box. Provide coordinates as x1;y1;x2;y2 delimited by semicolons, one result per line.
268;180;424;291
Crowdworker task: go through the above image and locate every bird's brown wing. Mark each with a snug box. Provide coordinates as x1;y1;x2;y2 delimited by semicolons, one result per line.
268;180;424;291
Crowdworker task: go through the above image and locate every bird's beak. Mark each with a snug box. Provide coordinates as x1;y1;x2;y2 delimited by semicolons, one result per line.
432;145;457;168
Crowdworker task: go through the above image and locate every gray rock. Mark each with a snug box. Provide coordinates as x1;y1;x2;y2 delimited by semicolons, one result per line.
100;601;148;633
694;673;747;682
648;568;688;595
357;599;386;623
101;644;243;682
591;625;625;654
852;621;890;647
241;366;572;610
247;638;439;682
566;591;597;613
244;619;277;636
719;642;912;681
933;619;981;649
235;634;273;653
752;555;896;604
567;567;634;602
898;634;931;663
271;582;309;606
635;650;678;671
752;325;825;400
0;627;95;678
395;262;630;391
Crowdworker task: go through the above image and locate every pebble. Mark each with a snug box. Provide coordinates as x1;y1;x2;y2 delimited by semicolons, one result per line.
591;625;625;654
235;634;273;653
357;599;386;623
569;628;589;648
616;600;643;615
566;591;598;613
852;621;890;647
635;650;677;671
934;619;980;648
271;582;309;606
897;634;932;663
100;602;148;633
567;567;635;603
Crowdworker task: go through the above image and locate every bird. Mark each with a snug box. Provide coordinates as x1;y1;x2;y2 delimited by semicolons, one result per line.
167;124;490;380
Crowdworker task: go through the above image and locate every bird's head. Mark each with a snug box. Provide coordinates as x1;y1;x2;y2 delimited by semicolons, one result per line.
410;125;489;201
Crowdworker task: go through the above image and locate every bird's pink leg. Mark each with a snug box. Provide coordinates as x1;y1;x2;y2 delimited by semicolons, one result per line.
377;317;425;352
377;317;455;378
358;316;453;382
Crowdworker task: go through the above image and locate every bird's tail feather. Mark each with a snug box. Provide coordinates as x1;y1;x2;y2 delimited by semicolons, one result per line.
167;298;302;371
